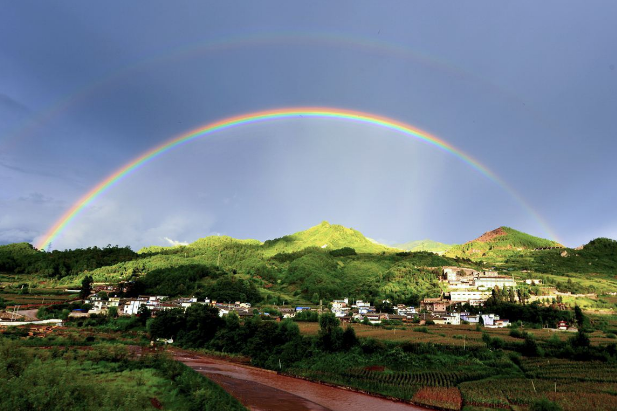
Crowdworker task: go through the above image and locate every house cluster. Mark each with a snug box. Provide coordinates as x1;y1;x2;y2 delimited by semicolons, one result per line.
417;298;510;328
422;266;559;312
441;266;518;305
323;297;511;328
328;298;417;324
82;294;253;318
414;267;519;317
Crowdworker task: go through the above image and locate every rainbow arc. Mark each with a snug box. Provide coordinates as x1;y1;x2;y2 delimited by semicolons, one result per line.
35;107;559;250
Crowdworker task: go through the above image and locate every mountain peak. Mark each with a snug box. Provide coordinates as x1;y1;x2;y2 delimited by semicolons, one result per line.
446;226;562;258
471;227;509;243
263;222;393;254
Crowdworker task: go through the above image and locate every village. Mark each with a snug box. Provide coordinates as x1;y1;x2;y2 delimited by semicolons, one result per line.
59;266;569;330
0;265;573;333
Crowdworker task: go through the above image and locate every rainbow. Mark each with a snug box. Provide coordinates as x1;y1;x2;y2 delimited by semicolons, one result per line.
35;107;559;250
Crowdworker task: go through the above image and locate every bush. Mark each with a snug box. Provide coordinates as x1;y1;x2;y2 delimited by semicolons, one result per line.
293;310;319;322
530;397;563;411
509;328;524;338
329;247;357;257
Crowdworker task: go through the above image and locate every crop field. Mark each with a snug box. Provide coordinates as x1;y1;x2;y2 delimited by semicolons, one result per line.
0;293;76;305
412;387;462;411
296;322;613;348
295;321;617;410
460;375;617;410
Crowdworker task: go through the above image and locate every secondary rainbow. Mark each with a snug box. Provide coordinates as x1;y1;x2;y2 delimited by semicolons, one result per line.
36;107;559;250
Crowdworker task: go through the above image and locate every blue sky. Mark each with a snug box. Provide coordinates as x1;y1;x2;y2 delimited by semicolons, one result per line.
1;1;616;250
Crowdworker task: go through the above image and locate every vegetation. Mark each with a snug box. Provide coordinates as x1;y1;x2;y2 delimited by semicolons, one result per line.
446;226;562;259
0;243;137;278
0;339;246;411
393;239;454;253
2;223;617;410
263;221;393;254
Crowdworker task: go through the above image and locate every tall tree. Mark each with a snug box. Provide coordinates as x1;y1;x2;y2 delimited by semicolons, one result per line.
80;275;93;299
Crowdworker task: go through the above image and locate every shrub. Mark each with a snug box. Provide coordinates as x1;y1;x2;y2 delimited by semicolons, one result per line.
530;398;563;411
509;328;524;338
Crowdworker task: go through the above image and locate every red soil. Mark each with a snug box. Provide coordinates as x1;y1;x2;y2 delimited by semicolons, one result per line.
471;227;507;243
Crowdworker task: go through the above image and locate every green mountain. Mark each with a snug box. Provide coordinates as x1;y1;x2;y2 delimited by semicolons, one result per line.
446;226;562;258
262;221;394;255
139;235;262;255
3;223;617;310
393;239;453;253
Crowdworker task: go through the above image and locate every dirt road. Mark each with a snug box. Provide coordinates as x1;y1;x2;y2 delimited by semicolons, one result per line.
172;349;427;411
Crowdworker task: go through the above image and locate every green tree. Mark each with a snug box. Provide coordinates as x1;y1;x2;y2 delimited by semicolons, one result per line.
179;304;224;347
342;325;359;350
80;275;93;299
317;312;343;351
569;329;590;349
375;300;394;314
574;305;590;330
137;304;151;325
148;308;185;340
107;306;118;319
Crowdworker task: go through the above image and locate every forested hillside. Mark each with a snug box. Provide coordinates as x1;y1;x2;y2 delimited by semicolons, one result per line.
2;223;616;308
393;239;453;253
446;226;562;259
263;221;393;254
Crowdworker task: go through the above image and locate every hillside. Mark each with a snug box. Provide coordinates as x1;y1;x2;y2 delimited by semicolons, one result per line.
3;223;617;311
503;237;617;276
446;226;562;259
262;221;394;255
393;239;453;253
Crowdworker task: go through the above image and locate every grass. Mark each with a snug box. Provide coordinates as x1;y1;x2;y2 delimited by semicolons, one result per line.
0;340;247;411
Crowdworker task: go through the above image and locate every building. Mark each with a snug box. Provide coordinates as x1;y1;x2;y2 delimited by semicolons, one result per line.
450;290;491;303
420;298;449;314
434;312;461;325
443;267;478;283
475;276;516;289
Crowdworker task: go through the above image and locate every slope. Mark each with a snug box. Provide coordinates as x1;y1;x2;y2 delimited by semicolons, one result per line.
262;221;394;255
446;226;562;259
393;239;453;253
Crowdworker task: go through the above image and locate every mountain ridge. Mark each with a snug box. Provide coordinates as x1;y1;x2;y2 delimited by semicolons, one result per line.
446;226;562;258
392;239;454;253
262;221;394;255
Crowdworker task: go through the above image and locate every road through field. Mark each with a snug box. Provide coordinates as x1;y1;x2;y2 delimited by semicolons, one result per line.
172;349;427;411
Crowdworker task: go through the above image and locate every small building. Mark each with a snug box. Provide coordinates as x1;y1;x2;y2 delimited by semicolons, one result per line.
443;267;478;283
475;276;516;289
450;290;491;303
364;314;382;325
420;298;449;314
493;319;510;328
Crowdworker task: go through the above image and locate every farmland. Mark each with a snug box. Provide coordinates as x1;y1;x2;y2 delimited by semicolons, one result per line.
291;321;617;410
295;321;614;348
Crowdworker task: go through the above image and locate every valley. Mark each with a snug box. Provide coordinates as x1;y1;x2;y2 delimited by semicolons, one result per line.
1;222;616;410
